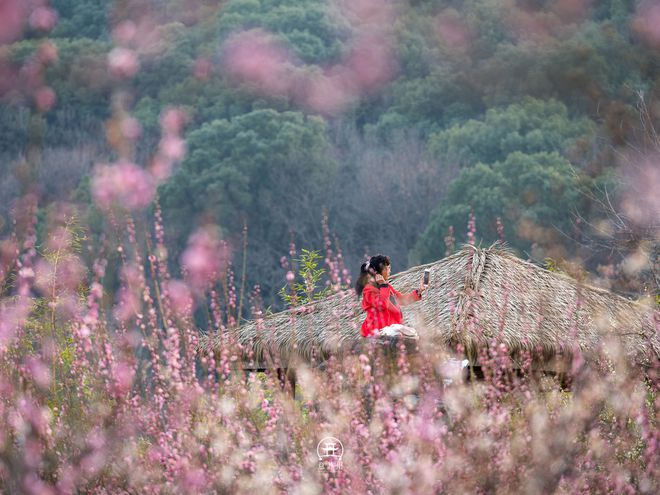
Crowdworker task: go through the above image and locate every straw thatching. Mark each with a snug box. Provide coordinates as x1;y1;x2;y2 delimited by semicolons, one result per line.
200;245;659;370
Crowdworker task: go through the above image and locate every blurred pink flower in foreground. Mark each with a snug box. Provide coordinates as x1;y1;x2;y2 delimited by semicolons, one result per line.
224;29;293;96
181;226;229;291
91;161;155;211
24;356;51;390
0;298;31;353
112;20;137;45
632;1;660;48
113;285;140;323
120;116;142;140
164;279;195;316
29;6;58;32
111;360;135;397
345;34;396;91
113;263;142;323
221;0;398;115
37;41;58;65
160;135;186;162
108;48;140;79
193;57;212;80
34;86;56;112
34;256;85;294
150;107;188;183
0;239;18;287
149;157;173;183
0;0;27;44
160;107;187;136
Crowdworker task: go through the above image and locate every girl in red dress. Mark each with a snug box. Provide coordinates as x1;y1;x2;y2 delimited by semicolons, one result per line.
355;254;427;338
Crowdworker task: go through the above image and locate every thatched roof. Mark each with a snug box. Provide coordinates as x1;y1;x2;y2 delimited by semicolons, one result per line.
200;245;659;369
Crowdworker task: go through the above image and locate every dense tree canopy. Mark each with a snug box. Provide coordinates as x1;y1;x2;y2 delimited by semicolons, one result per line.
414;151;590;261
160;109;337;253
427;98;596;168
51;0;110;40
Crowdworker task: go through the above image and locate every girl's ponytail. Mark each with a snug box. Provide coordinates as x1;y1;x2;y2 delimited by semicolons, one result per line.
355;260;371;297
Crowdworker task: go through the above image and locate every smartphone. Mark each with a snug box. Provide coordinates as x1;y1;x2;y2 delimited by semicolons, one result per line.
423;269;430;285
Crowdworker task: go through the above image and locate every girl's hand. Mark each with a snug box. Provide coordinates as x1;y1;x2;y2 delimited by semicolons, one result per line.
374;274;386;284
419;275;428;293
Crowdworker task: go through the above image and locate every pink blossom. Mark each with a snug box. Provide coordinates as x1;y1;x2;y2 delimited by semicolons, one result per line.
165;279;195;316
149;156;173;183
25;357;51;390
112;361;135;396
221;2;398;116
45;225;72;252
223;29;294;96
346;35;396;91
34;256;85;293
160;107;187;136
37;41;58;65
632;1;660;48
0;0;26;44
22;473;56;495
108;48;140;79
34;86;56;112
80;450;106;477
0;238;18;282
29;7;58;32
113;286;141;323
120;117;142;140
0;298;31;351
91;161;155;211
121;263;141;288
112;20;137;45
17;397;51;437
193;57;212;80
159;136;186;162
180;226;229;290
466;210;476;245
286;271;295;283
183;468;207;491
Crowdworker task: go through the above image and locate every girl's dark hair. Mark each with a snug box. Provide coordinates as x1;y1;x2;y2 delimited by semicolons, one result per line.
355;254;391;297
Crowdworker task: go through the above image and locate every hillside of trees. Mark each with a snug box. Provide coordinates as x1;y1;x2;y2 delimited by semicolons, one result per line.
1;0;658;309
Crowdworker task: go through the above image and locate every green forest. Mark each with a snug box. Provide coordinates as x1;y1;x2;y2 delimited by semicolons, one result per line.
1;0;658;309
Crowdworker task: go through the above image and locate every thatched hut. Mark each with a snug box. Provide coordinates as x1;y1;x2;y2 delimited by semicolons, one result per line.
200;245;659;372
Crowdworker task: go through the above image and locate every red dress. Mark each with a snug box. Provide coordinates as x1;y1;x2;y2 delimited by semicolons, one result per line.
360;283;422;337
